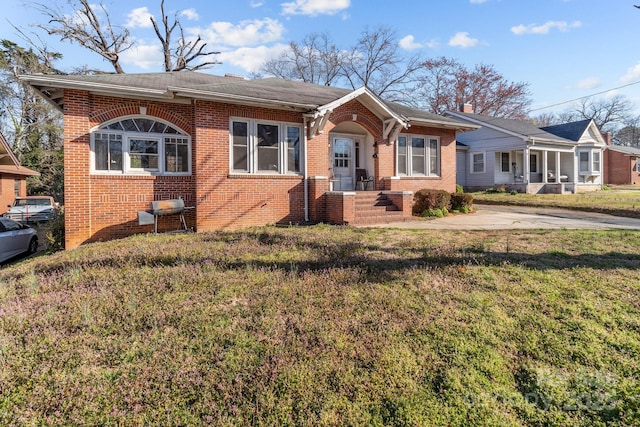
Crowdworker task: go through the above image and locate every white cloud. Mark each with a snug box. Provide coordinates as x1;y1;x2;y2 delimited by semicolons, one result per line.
180;9;199;21
511;20;582;35
470;0;488;3
250;1;264;7
281;0;350;16
126;7;154;29
120;43;163;69
448;32;479;48
399;35;423;51
199;18;284;47
575;77;601;90
219;44;289;73
621;62;640;83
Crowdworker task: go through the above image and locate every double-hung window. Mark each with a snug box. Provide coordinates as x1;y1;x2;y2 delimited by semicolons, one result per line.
91;117;191;175
396;134;440;176
471;152;485;174
230;118;302;174
578;150;601;175
636;160;640;173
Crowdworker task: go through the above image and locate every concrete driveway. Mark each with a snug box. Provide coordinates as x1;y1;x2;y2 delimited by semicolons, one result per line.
363;205;640;230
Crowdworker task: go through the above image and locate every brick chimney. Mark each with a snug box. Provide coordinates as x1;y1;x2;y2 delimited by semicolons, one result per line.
601;132;611;146
459;103;473;113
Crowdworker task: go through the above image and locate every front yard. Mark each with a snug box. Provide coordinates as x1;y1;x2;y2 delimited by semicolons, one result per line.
1;226;639;425
472;185;640;218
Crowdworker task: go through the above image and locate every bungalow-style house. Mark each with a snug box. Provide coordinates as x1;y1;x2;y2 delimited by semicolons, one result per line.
21;71;476;249
604;144;640;185
0;132;40;214
447;107;606;194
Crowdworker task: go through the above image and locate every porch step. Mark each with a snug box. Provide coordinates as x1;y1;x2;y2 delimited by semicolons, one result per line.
351;192;406;225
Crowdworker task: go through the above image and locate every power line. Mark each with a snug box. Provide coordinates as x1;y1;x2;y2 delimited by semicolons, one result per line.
528;79;640;113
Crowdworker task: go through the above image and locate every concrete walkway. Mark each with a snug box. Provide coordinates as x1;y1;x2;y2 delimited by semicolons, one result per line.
361;205;640;230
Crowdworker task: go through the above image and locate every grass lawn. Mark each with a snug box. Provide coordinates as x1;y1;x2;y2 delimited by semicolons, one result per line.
1;226;639;426
472;186;640;218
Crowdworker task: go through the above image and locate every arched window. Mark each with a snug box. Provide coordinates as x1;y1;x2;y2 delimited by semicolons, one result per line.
91;116;191;175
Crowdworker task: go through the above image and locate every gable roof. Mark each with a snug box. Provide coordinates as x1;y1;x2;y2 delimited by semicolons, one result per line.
445;111;575;144
20;71;476;132
540;119;593;141
0;133;40;177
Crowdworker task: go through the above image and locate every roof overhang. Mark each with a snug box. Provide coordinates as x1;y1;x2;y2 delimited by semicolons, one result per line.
19;74;175;112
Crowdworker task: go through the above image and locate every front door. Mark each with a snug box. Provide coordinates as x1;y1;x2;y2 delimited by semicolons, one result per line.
332;137;354;190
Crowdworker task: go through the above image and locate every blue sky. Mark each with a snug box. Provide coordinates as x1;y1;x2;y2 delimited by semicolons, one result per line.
3;0;640;116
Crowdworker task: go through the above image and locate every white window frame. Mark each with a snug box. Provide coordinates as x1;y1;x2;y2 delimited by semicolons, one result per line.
471;152;486;174
395;133;440;177
636;159;640;173
578;150;601;175
229;117;303;175
90;116;191;176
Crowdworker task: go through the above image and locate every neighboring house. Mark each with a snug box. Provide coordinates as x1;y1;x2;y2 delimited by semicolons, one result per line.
447;108;605;194
0;133;39;214
604;144;640;185
21;71;476;249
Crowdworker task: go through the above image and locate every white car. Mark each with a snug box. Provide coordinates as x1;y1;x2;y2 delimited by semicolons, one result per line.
0;218;38;263
4;196;58;222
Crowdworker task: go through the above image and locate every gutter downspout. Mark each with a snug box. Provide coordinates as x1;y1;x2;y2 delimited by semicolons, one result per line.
303;116;309;222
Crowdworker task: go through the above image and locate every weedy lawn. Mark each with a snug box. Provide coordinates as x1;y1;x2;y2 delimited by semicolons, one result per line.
1;226;639;426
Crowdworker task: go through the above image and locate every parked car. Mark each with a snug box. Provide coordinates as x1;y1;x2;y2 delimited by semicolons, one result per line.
4;196;58;222
0;217;38;263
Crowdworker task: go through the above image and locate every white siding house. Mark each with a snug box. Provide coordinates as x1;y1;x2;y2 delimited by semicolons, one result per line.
447;112;606;194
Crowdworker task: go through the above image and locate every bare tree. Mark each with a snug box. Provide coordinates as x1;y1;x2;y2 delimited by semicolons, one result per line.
150;0;220;72
30;0;132;73
28;0;219;73
415;57;531;119
564;95;632;132
261;33;344;86
613;115;640;146
341;26;422;100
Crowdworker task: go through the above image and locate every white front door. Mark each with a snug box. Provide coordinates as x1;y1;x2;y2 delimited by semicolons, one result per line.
332;137;354;190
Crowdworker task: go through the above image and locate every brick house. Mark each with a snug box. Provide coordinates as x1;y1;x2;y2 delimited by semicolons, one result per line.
604;143;640;185
0;132;39;214
22;72;476;249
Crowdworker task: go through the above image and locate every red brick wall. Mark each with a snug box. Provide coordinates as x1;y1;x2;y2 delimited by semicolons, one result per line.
605;149;639;185
63;92;310;248
385;125;457;193
62;90;459;248
0;175;26;215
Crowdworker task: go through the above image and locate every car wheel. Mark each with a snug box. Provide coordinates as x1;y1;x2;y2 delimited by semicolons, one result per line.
28;237;38;254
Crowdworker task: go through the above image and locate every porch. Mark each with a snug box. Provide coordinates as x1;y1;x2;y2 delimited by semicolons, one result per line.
498;148;576;193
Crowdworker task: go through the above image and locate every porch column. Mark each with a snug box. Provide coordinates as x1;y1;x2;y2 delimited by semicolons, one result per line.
556;152;561;177
543;151;548;183
523;147;530;183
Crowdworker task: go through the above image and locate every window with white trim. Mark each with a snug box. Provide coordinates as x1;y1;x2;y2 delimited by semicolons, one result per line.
471;152;485;174
636;159;640;173
578;150;601;175
91;117;191;175
230;118;302;174
396;134;440;176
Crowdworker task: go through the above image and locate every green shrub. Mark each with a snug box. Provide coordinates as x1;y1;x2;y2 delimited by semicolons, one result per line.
510;190;518;195
455;184;464;193
413;189;451;215
450;193;473;211
422;208;444;218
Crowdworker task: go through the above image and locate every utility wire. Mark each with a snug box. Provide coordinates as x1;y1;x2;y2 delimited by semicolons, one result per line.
528;79;640;113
